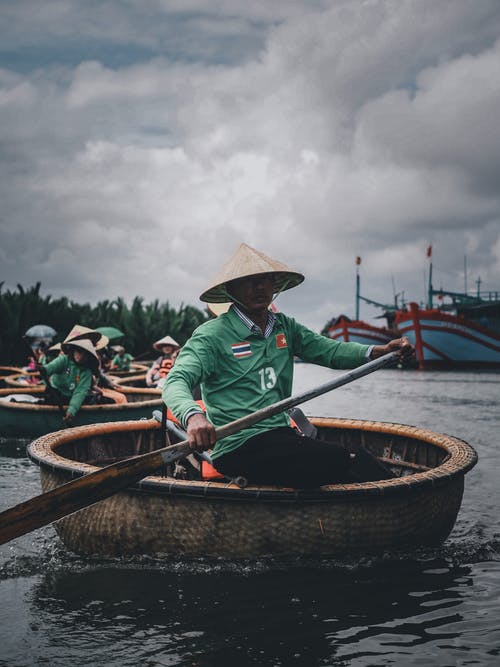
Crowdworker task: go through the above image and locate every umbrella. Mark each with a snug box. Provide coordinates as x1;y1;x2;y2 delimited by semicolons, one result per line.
94;326;125;341
24;324;57;339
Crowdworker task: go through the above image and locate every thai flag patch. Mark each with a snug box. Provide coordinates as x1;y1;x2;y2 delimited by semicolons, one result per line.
231;342;252;358
276;333;288;349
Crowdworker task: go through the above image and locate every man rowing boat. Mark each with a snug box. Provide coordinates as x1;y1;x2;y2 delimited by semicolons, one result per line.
163;243;414;487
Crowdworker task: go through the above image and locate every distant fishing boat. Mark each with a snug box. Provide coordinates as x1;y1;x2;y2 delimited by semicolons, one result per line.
395;248;500;370
396;301;500;370
321;257;397;346
322;315;394;346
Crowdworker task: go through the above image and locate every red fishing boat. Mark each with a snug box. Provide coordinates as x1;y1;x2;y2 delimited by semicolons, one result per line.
322;257;397;346
322;315;394;346
396;301;500;370
395;248;500;370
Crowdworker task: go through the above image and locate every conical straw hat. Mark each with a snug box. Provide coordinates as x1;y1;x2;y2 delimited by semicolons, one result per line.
94;335;109;351
61;337;100;373
64;324;101;346
153;335;180;351
199;243;304;303
64;324;109;351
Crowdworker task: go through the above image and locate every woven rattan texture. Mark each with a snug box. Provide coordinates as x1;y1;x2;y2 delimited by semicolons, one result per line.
30;417;477;558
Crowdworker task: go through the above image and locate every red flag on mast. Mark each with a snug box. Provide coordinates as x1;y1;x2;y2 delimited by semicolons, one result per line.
355;256;361;265
426;245;432;258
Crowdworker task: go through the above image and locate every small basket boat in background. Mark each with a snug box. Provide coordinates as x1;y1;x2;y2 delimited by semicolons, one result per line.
0;366;24;388
3;372;43;388
0;386;161;437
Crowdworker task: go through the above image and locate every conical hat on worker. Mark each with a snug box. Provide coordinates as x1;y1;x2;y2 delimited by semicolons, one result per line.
153;335;180;351
64;324;109;351
199;243;304;303
61;337;100;373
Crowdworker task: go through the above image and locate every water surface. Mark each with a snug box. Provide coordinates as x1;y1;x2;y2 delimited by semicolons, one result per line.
1;366;499;666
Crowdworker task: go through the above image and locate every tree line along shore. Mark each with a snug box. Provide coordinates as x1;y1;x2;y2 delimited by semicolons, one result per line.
0;282;209;364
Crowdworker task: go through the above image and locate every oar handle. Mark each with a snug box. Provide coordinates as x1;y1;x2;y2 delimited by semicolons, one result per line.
163;417;248;488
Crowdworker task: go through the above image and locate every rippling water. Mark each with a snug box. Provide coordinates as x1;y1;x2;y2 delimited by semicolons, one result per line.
1;366;499;666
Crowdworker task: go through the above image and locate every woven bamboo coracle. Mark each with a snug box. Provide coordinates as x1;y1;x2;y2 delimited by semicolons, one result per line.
27;416;477;558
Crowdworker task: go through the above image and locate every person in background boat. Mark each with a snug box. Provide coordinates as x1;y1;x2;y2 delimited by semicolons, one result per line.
164;243;415;488
36;341;49;365
98;344;113;372
146;336;180;389
21;341;50;385
62;325;127;405
93;351;127;405
110;345;134;372
38;338;100;424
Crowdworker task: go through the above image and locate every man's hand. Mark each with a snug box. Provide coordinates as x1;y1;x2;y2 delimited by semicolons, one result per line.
371;336;415;362
63;411;74;425
186;412;216;451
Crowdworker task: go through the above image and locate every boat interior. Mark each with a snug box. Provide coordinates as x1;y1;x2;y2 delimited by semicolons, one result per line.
54;418;449;483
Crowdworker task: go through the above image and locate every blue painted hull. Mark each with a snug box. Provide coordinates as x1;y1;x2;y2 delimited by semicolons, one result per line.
396;304;500;369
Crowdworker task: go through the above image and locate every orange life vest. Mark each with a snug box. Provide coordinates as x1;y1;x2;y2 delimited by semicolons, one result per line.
154;356;174;379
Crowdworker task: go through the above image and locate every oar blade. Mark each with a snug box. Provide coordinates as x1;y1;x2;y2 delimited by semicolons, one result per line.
0;444;188;545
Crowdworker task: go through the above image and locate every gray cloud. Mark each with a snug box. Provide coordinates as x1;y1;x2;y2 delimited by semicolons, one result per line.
1;0;499;330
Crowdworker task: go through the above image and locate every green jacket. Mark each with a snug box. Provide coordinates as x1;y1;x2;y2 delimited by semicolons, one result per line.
43;354;93;416
164;309;370;459
111;353;133;371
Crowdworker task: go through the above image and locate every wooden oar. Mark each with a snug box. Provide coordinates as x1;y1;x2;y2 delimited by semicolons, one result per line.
0;351;398;545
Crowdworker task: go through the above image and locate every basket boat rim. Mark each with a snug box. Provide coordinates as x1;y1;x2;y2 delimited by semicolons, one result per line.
27;416;478;501
0;386;161;412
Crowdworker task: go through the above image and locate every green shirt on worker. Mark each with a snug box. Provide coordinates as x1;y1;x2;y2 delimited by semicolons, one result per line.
164;307;370;460
43;354;93;416
111;353;133;371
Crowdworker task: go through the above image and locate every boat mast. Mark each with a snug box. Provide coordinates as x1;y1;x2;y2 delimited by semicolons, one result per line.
427;245;433;308
355;256;361;320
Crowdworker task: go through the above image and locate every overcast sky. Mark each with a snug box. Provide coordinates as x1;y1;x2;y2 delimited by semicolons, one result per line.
1;0;499;331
